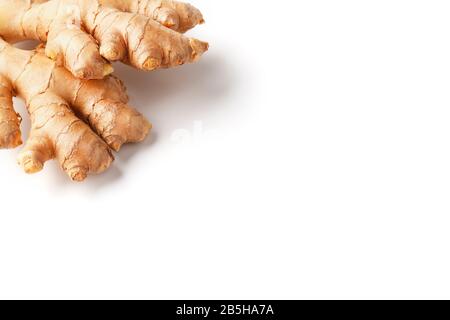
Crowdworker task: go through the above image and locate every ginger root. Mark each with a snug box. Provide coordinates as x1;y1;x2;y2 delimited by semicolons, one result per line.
0;39;151;181
0;0;208;79
0;0;208;181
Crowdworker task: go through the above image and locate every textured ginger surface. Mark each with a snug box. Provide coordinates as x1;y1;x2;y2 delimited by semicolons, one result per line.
0;0;208;79
0;0;208;181
0;39;151;181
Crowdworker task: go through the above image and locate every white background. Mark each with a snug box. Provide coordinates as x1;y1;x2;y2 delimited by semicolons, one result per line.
1;0;450;299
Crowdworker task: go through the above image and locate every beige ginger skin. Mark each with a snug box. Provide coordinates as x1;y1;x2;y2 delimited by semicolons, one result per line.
99;0;205;33
0;0;208;181
0;0;208;79
0;39;151;181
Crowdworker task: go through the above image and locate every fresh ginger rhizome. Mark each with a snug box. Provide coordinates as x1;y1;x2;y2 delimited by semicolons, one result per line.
0;0;208;181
